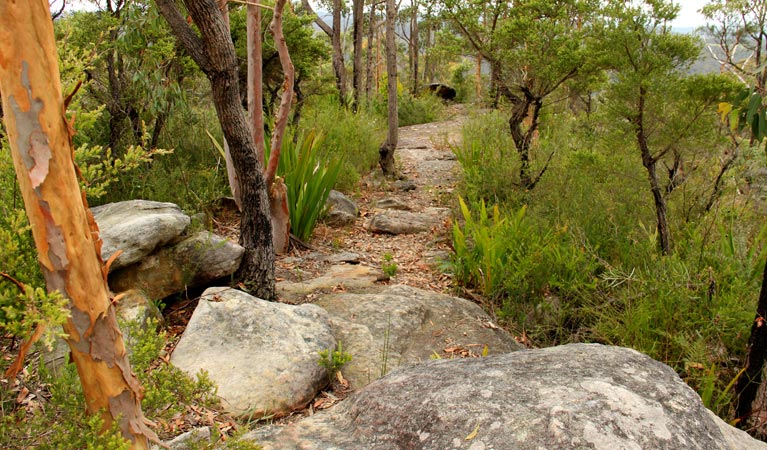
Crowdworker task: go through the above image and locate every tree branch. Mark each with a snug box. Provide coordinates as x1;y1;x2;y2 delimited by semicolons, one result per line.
155;0;211;71
300;0;333;37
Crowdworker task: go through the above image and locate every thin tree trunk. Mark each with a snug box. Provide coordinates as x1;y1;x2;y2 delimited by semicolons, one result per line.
736;260;767;430
352;0;364;111
410;3;419;96
0;2;156;447
635;88;671;255
157;0;275;300
379;0;398;175
300;0;346;104
331;0;347;104
265;0;295;255
365;4;376;101
247;3;266;167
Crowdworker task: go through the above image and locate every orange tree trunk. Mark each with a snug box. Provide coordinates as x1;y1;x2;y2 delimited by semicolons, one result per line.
0;2;155;448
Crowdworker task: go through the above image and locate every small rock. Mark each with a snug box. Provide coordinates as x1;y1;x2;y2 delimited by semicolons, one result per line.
393;180;416;192
278;264;385;303
324;190;359;227
152;427;212;450
316;285;522;388
322;252;361;264
368;208;449;235
374;198;412;211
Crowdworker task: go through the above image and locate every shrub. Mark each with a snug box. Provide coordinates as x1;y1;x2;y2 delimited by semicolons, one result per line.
451;196;600;336
300;96;384;192
266;129;342;241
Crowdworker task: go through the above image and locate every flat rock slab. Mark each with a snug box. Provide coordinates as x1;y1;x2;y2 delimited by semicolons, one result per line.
315;285;523;388
92;200;190;271
109;231;244;300
245;344;767;450
170;287;335;418
368;208;450;235
277;264;385;303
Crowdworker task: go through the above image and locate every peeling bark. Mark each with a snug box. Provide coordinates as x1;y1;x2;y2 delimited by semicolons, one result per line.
264;0;295;255
0;2;155;448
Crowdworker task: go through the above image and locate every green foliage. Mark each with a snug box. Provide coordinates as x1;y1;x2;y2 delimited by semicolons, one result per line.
265;129;343;241
317;341;353;380
373;92;445;127
0;362;131;449
122;318;219;420
453;110;520;204
381;252;398;278
301;96;385;192
451;197;599;329
75;139;172;202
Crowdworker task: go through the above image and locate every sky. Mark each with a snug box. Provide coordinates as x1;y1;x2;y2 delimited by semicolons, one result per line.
672;0;710;29
57;0;712;29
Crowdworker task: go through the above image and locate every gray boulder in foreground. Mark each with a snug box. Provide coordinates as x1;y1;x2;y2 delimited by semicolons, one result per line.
245;344;767;450
92;200;190;271
170;287;335;418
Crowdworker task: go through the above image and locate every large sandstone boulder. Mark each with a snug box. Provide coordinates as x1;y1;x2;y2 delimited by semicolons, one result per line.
316;285;523;388
109;231;244;300
245;344;767;450
92;200;190;271
170;287;336;418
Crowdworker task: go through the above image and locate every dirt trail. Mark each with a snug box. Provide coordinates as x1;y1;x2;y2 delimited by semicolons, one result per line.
274;105;468;296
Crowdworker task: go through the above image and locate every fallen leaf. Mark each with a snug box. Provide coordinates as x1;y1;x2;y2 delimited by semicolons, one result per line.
465;423;480;440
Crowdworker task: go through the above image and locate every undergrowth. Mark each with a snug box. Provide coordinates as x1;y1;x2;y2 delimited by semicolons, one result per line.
450;110;762;421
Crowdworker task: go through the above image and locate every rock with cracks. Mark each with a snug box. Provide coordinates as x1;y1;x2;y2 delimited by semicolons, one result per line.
92;200;190;271
368;207;449;235
315;285;523;388
170;287;335;418
108;231;244;300
244;344;767;450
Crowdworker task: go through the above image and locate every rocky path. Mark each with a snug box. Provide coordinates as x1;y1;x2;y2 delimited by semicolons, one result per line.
274;105;468;302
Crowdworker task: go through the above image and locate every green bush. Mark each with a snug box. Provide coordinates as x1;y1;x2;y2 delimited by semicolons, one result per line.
300;96;385;192
266;129;342;241
454;110;521;205
451;196;599;333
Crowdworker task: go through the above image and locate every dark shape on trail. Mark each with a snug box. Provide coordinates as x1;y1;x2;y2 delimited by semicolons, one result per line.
428;83;456;101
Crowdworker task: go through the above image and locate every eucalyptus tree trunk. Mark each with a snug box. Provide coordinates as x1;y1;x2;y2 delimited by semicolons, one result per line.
634;87;671;255
264;0;295;254
352;0;365;111
0;2;156;448
379;0;398;175
156;0;275;300
365;3;377;101
300;0;346;105
410;1;419;96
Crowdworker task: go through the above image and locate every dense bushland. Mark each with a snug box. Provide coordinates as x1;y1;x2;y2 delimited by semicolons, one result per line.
451;108;765;417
